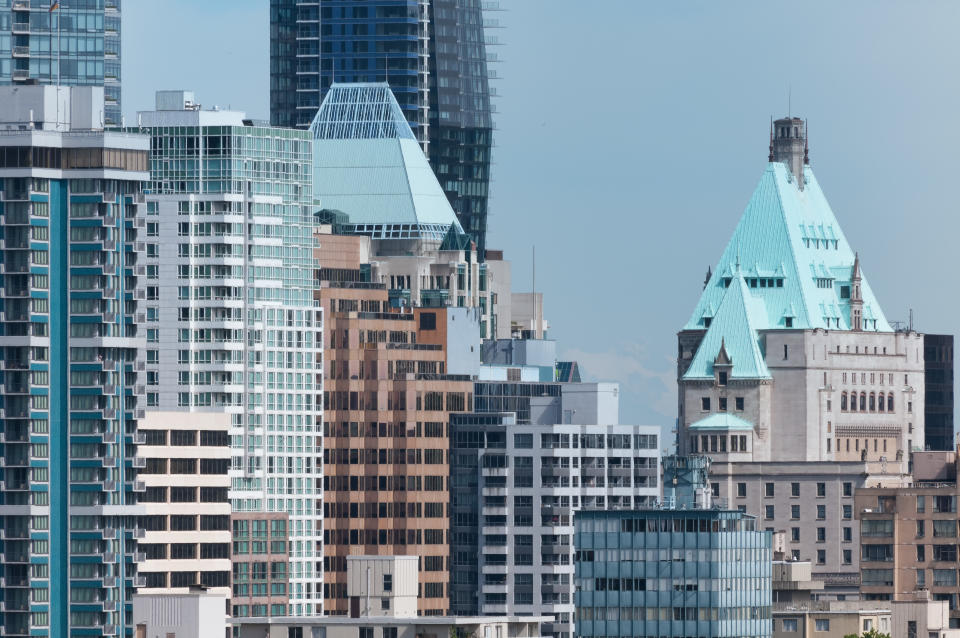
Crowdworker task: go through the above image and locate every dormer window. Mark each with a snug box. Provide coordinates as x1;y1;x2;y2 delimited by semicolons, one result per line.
840;286;850;299
785;317;793;328
718;371;728;386
703;317;712;328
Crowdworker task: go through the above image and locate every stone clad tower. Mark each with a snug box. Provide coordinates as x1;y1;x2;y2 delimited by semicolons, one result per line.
676;115;925;595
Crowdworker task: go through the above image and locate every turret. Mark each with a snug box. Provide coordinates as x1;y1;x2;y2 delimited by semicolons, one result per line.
850;253;863;331
771;116;807;190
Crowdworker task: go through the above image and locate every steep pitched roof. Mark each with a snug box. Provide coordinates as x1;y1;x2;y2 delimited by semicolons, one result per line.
684;274;771;380
685;163;890;332
309;83;464;237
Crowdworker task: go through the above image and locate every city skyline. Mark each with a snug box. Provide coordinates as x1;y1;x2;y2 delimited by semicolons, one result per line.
120;1;960;435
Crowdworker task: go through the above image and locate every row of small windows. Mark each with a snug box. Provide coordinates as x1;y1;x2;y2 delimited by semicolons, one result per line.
840;392;895;413
690;435;749;454
700;396;744;411
721;276;785;289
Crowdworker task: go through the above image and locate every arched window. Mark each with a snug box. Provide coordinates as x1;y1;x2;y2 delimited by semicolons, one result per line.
869;393;875;412
850;392;857;412
878;394;885;413
841;392;848;411
887;393;894;412
860;394;866;411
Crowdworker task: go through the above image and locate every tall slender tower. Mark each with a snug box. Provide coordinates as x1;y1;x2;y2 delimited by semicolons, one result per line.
0;86;147;638
270;0;494;255
133;91;324;616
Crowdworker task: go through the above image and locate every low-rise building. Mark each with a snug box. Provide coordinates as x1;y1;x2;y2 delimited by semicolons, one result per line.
231;512;291;618
234;555;548;638
132;590;229;638
136;412;232;596
772;600;891;637
573;456;773;638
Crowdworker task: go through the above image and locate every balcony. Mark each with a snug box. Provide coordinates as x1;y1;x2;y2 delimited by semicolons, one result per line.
12;0;29;9
132;480;145;492
132;457;146;468
101;527;117;539
11;46;28;58
11;24;29;36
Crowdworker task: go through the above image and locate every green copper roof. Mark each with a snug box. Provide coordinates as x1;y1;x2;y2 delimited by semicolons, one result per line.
685;163;890;332
688;413;755;430
684;274;771;380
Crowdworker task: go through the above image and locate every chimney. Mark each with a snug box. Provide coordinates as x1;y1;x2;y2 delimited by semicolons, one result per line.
770;117;807;190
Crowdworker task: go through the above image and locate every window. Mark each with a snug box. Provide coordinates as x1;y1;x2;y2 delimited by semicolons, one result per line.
735;397;744;411
843;527;852;542
843;505;852;519
701;397;710;411
791;527;800;541
815;619;830;631
765;483;775;498
817;482;826;497
817;527;826;542
791;505;800;520
843;482;853;497
736;483;747;498
917;495;926;513
817;505;826;520
791;482;800;497
782;618;798;632
718;371;727;386
718;397;727;411
917;545;926;561
765;505;774;520
842;549;852;564
817;549;826;564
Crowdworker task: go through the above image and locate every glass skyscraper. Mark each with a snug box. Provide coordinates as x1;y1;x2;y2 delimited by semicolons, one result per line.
0;86;148;638
0;0;122;127
270;0;493;254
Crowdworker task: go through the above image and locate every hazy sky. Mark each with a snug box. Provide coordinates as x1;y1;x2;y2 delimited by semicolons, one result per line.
124;1;960;436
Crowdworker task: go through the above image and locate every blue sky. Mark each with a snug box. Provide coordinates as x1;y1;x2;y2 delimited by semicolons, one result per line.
124;1;960;435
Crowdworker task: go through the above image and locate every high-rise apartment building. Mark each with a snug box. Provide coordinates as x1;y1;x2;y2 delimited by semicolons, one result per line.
676;116;925;594
315;228;478;616
132;91;324;616
271;1;493;253
450;415;660;638
0;86;147;638
0;1;122;126
573;456;773;638
924;333;954;451
136;412;232;599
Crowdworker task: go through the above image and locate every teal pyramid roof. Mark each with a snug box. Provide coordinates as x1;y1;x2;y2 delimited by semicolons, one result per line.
684;274;771;380
309;83;464;239
685;163;890;332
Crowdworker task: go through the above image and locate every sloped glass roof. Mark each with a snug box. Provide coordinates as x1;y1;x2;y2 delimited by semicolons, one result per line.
309;83;416;141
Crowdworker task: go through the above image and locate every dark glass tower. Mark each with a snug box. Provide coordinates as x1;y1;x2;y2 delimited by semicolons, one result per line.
0;1;122;126
270;0;493;254
924;333;955;451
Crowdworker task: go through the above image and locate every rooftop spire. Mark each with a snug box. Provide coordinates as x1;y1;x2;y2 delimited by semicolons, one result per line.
771;116;807;190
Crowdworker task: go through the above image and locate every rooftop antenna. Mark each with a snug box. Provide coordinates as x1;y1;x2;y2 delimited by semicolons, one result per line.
532;245;537;339
788;86;791;118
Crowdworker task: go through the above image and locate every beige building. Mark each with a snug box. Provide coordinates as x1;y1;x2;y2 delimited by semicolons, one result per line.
773;601;891;637
856;448;960;629
136;412;232;596
677;117;925;594
133;590;229;638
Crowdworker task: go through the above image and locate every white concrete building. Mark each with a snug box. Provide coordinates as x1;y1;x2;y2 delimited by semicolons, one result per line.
136;412;232;597
132;591;228;638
